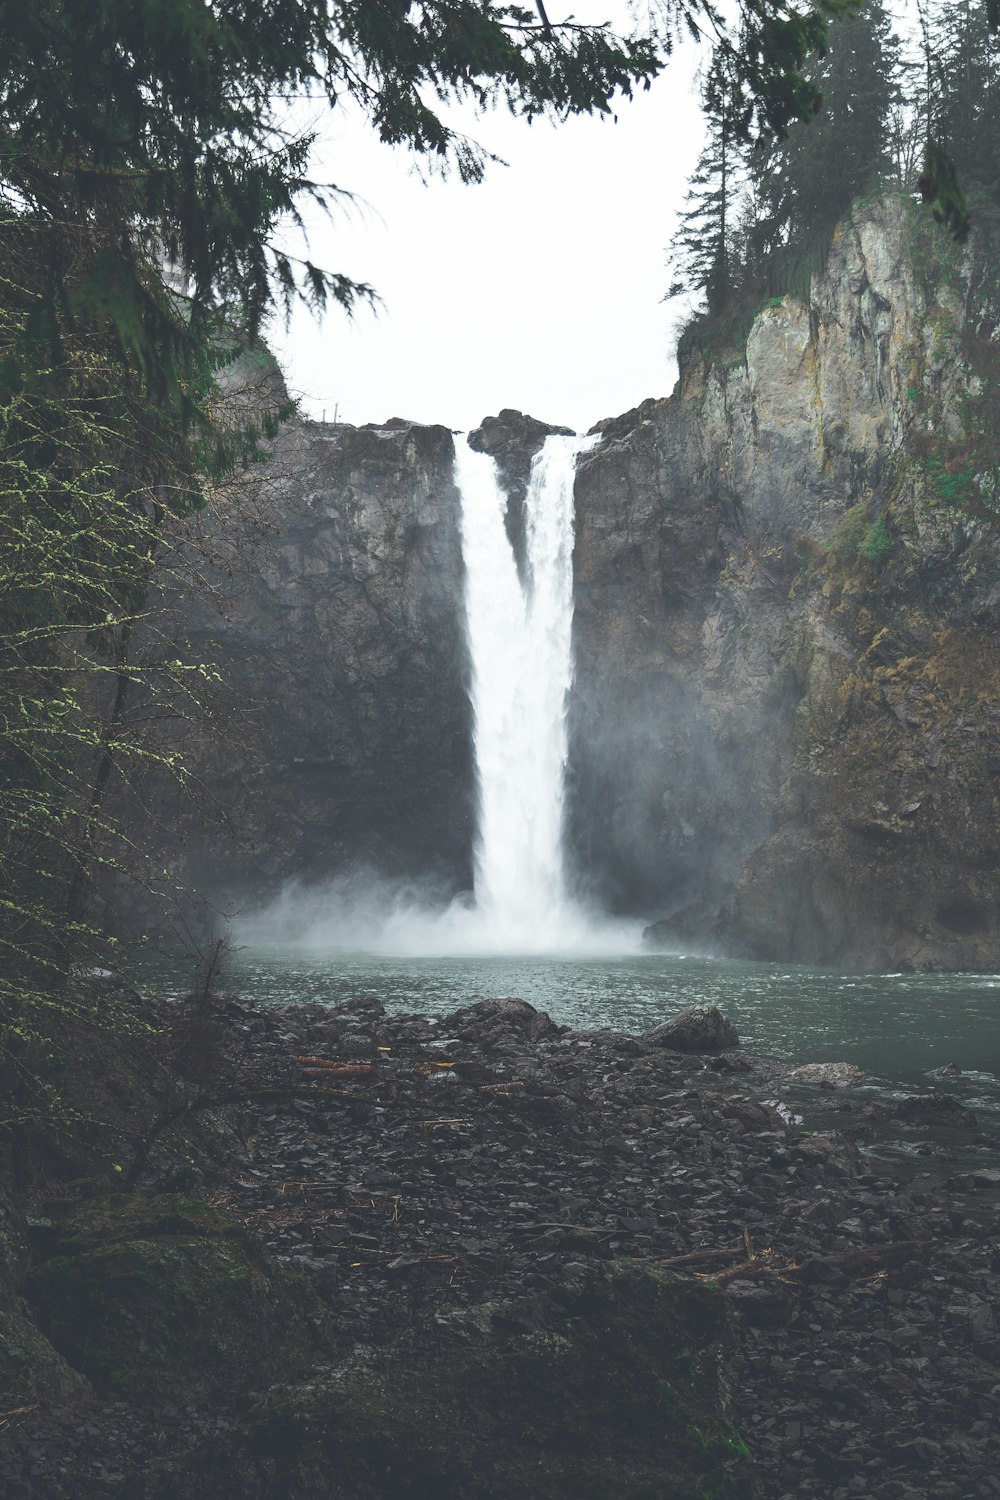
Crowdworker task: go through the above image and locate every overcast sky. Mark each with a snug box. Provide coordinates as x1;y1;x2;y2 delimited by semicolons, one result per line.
266;18;705;435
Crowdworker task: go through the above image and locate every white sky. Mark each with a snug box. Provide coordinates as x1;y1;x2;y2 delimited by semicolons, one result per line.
266;18;705;434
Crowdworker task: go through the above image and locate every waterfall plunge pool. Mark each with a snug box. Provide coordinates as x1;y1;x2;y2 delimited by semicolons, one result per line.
147;946;1000;1120
141;436;1000;1131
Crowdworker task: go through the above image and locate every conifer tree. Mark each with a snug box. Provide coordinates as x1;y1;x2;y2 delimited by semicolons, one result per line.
756;1;900;255
667;52;748;313
924;0;1000;201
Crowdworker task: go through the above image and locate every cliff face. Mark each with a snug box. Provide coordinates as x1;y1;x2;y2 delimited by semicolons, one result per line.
125;194;1000;971
571;195;1000;969
129;416;473;926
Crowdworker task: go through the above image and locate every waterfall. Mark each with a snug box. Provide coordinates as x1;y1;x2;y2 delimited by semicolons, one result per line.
454;433;597;951
239;428;640;959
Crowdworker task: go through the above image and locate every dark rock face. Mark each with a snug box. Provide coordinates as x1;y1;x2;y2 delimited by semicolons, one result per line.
468;408;573;571
570;401;743;916
120;416;473;927
569;196;1000;968
643;1005;740;1052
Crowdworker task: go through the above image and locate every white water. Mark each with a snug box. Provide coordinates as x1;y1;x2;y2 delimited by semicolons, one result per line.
236;433;639;958
453;433;625;952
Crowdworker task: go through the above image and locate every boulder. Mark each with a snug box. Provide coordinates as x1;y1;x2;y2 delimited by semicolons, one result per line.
0;1185;91;1410
447;997;559;1042
644;1006;739;1052
891;1094;977;1129
783;1062;866;1089
27;1194;319;1399
146;1262;752;1500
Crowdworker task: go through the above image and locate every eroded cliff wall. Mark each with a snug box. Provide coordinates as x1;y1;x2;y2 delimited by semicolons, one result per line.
124;193;1000;971
121;416;473;931
570;194;1000;969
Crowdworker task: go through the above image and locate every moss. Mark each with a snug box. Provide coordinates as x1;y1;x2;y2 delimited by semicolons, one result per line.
26;1193;319;1399
233;1263;753;1500
28;1191;247;1258
0;1303;91;1411
859;516;893;563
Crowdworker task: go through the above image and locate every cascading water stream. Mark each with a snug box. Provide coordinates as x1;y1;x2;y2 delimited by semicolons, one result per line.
238;430;640;958
454;433;598;950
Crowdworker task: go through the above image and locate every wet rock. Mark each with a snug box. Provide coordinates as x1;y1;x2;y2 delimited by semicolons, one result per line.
644;1006;740;1052
719;1097;789;1134
468;409;573;568
726;1279;793;1327
446;997;559;1041
104;416;473;938
783;1062;866;1089
27;1195;318;1399
892;1095;978;1129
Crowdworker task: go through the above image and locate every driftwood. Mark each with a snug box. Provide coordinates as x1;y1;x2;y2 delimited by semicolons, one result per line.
655;1238;937;1288
296;1058;375;1077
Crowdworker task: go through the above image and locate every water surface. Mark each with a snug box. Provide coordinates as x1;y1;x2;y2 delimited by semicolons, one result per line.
152;947;1000;1108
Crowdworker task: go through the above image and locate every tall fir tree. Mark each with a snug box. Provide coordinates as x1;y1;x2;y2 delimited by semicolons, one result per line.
924;0;1000;202
755;1;901;257
667;51;748;313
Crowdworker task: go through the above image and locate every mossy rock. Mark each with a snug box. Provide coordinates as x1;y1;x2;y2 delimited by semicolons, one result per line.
27;1193;320;1400
27;1192;249;1259
0;1303;92;1411
0;1182;91;1412
230;1262;752;1500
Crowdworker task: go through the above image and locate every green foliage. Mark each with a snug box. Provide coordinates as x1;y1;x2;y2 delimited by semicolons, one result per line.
826;503;872;566
919;140;972;243
859;515;893;561
669;3;905;325
0;0;667;415
667;48;751;315
676;292;779;367
788;506;893;595
0;273;282;1153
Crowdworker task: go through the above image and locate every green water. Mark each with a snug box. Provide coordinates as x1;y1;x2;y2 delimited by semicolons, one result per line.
153;947;1000;1109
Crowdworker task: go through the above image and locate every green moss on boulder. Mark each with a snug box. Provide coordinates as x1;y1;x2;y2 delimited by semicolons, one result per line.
0;1303;92;1410
231;1262;752;1500
27;1193;319;1400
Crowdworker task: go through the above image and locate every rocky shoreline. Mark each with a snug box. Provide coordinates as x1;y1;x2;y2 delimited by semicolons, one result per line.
3;991;1000;1498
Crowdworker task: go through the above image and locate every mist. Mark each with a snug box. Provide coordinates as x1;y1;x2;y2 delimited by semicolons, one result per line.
232;868;643;960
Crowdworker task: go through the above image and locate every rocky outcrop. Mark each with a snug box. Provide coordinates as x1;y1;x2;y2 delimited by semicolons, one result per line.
643;1005;740;1052
569;194;1000;969
469;407;573;570
118;414;473;928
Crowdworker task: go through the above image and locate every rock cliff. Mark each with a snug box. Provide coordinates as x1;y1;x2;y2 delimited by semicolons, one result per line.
121;415;473;931
570;194;1000;969
123;193;1000;971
